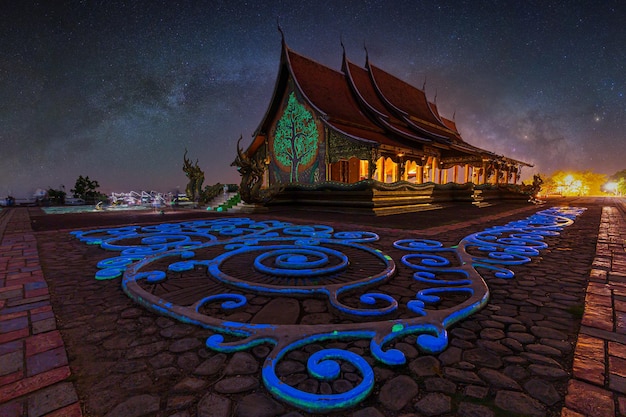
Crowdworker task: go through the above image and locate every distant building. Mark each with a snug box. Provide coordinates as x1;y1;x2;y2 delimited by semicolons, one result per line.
243;37;530;189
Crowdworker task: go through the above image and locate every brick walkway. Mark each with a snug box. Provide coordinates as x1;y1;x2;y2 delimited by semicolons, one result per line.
563;201;626;416
0;208;82;417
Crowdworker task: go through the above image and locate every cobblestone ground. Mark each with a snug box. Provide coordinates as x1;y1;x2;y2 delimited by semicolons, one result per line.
33;200;602;417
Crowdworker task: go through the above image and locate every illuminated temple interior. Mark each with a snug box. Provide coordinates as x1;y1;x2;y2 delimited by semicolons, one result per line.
243;37;530;188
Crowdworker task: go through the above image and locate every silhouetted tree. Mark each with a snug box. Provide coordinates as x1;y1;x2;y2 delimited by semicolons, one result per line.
71;175;105;204
47;186;66;205
610;169;626;181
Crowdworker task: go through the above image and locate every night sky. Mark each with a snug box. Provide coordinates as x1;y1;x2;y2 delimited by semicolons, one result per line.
2;1;625;198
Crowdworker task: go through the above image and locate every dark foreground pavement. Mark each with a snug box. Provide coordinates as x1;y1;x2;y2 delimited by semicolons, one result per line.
0;196;625;417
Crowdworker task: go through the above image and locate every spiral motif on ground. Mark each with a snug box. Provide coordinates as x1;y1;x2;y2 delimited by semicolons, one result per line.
73;207;586;413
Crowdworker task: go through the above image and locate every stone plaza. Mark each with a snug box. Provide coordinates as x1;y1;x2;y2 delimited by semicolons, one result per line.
1;197;625;416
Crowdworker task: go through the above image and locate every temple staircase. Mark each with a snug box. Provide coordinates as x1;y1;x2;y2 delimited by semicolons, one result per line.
206;192;242;212
471;188;492;208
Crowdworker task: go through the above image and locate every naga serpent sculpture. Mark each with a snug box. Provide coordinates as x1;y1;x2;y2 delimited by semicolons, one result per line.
182;148;204;202
231;136;282;204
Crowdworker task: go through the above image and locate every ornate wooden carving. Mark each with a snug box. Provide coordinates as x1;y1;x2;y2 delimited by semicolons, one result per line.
440;156;483;169
422;145;440;158
328;130;373;163
368;148;379;179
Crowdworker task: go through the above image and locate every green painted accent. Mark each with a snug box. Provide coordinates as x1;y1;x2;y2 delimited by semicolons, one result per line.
391;323;404;333
273;92;319;182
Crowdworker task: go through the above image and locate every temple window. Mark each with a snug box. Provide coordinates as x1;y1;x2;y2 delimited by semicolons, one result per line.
330;160;349;182
384;157;397;183
329;157;366;183
359;160;369;180
406;161;418;183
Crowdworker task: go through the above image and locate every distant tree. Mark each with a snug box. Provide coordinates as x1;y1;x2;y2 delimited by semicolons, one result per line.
609;170;626;195
617;177;626;195
537;173;555;195
71;175;105;203
580;171;608;195
273;92;319;182
609;169;626;181
545;170;607;196
47;186;66;205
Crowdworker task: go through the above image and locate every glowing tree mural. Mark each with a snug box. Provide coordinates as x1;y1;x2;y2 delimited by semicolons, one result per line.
273;92;319;182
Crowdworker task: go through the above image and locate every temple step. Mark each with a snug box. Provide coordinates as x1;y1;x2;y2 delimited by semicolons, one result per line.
206;192;240;211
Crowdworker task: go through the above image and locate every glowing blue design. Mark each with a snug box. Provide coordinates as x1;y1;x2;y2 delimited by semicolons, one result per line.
254;247;348;276
73;207;585;412
196;294;248;311
264;346;375;412
135;270;167;284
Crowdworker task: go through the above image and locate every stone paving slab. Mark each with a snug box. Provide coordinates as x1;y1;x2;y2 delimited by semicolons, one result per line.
1;198;625;416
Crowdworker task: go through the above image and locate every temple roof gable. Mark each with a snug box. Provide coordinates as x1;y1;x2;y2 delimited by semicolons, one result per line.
244;39;531;168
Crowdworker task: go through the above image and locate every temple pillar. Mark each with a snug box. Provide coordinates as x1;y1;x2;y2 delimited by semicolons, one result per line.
513;168;518;184
481;161;488;185
398;159;406;181
417;165;423;184
431;158;438;183
442;169;448;184
453;166;458;183
368;152;376;180
375;157;383;182
464;164;470;183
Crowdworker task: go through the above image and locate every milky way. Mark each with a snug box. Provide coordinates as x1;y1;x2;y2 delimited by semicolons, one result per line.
1;0;625;197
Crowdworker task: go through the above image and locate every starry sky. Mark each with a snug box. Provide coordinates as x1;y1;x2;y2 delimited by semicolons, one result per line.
1;0;625;198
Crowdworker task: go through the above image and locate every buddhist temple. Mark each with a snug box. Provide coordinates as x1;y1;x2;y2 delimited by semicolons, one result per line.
235;36;533;214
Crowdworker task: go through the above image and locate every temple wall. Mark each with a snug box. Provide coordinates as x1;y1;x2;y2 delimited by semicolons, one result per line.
266;89;326;185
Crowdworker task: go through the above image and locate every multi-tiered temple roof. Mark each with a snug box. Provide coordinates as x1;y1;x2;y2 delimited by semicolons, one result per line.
247;37;530;172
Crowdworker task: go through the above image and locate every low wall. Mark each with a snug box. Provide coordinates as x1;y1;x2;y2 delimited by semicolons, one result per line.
473;184;531;206
267;181;530;216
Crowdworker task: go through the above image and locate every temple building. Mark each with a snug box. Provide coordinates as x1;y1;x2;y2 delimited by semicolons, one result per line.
236;36;532;213
244;36;530;186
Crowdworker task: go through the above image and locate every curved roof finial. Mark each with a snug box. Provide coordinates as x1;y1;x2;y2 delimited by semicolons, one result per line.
340;34;346;58
422;77;427;91
363;42;369;66
453;110;456;121
277;17;285;43
434;89;438;104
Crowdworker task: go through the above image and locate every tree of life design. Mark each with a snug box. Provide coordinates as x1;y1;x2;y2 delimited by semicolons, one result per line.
273;92;319;182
